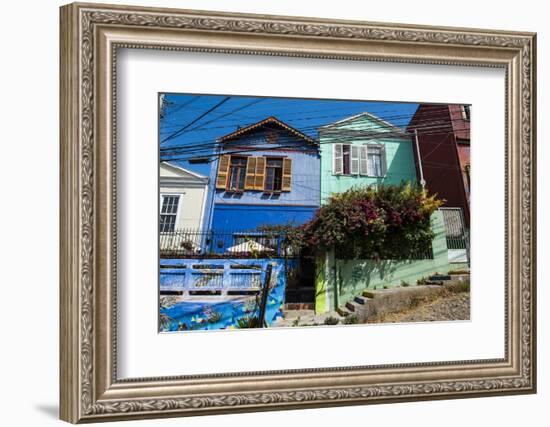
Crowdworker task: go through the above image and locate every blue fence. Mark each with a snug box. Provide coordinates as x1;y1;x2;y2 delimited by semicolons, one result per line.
159;258;287;331
160;258;268;295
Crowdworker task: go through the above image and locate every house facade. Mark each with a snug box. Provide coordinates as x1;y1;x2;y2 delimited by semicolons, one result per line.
407;104;471;227
159;162;210;253
208;117;320;235
319;112;418;201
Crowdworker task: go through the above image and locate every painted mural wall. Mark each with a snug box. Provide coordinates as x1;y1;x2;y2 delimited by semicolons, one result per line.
315;211;451;314
159;258;286;331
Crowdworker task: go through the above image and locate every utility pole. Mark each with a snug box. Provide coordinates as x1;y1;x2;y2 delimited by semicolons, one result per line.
414;129;426;189
258;263;273;328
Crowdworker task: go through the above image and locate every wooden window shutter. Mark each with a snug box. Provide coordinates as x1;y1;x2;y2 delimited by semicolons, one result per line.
333;143;343;175
254;157;266;190
380;145;388;176
359;145;369;175
216;155;231;189
244;157;257;190
282;158;292;191
350;145;360;175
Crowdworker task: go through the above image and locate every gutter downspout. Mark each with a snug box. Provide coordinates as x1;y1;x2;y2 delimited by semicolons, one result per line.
414;129;426;189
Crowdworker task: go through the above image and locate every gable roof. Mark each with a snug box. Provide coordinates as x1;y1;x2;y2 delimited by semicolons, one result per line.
217;116;317;145
319;111;408;135
160;162;209;183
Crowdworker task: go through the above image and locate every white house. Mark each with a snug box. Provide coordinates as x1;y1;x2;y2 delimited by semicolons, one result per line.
159;163;209;254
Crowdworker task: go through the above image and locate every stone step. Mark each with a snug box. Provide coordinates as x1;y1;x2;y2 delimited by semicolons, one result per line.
345;301;357;312
336;306;352;317
354;295;370;305
362;290;377;299
429;274;451;281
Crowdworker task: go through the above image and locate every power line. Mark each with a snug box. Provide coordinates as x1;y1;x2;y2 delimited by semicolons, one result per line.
159;127;464;162
160;96;231;144
159;113;468;154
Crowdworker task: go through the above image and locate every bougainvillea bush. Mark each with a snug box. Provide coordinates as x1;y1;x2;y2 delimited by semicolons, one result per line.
264;184;443;260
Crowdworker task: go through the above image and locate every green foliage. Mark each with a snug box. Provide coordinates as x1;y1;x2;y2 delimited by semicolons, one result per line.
256;223;307;257
447;279;470;293
416;277;428;286
260;184;443;261
236;316;260;328
288;183;442;260
400;280;410;287
343;314;359;325
323;316;340;325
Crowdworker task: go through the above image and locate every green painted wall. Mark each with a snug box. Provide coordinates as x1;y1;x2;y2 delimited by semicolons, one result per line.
320;113;418;202
315;211;451;314
449;262;469;271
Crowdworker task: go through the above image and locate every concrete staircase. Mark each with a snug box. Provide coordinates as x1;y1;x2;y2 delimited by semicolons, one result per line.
336;272;470;322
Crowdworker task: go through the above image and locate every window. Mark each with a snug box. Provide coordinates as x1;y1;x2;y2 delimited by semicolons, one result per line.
160;195;180;232
460;105;471;121
342;144;350;175
218;155;292;192
265;158;283;191
228;156;247;191
367;146;384;177
333;143;385;177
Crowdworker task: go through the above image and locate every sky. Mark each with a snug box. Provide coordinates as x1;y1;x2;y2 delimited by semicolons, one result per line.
159;94;420;177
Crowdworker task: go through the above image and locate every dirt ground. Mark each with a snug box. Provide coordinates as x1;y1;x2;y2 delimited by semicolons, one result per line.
374;291;470;323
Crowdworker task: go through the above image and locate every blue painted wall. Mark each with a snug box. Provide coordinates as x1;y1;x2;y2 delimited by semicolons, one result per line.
206;125;320;231
211;204;317;230
159;258;286;331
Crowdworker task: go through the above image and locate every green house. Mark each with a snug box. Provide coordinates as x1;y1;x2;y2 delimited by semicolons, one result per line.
319;112;418;201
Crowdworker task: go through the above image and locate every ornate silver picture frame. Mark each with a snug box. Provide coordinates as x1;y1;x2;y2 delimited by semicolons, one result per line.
60;2;536;423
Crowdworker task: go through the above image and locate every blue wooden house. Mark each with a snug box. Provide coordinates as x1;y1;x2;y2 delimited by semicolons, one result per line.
204;117;320;252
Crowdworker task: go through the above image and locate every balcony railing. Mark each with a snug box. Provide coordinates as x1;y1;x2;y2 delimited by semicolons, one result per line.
160;228;292;258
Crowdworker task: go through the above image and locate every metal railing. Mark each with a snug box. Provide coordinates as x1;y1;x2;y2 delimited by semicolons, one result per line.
160;228;292;258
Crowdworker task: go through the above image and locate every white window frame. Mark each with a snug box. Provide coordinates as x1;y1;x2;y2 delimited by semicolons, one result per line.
333;142;387;177
359;144;369;175
159;193;182;233
332;143;343;175
350;145;360;175
363;143;387;177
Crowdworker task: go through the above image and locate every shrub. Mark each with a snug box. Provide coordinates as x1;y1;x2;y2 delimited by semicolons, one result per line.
259;184;443;261
448;279;470;293
298;184;442;259
416;277;428;286
343;315;359;324
236;316;260;328
323;316;340;325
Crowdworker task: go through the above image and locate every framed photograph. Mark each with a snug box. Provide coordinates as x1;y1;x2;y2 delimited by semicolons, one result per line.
60;2;536;423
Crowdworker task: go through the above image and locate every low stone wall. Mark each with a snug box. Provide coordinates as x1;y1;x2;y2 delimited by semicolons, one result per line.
353;285;448;322
315;211;451;314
